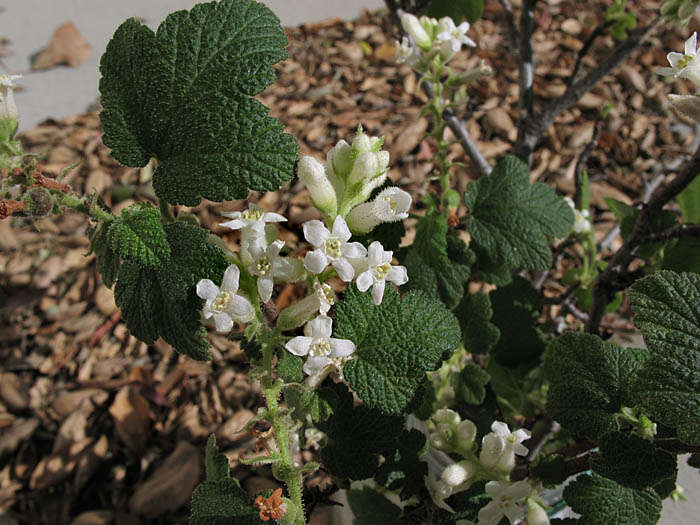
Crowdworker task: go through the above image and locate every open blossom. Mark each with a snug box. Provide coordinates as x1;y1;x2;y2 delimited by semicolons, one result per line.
355;241;408;305
0;74;21;120
248;239;295;302
220;203;286;235
478;481;531;525
657;32;700;90
480;421;530;472
196;264;254;332
436;17;475;61
396;36;421;66
346;186;412;234
303;216;367;281
285;315;355;376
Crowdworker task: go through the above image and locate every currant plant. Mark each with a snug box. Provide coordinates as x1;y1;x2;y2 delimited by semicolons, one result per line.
1;0;700;524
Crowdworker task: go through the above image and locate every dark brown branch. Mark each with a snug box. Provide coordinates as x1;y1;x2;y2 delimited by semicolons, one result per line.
519;0;537;119
567;20;614;87
525;416;560;462
499;0;520;60
587;145;700;334
638;223;700;244
516;17;660;162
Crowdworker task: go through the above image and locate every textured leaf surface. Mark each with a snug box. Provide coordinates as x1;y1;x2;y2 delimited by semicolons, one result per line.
277;350;303;383
401;213;473;309
545;332;650;441
457;362;490;405
335;285;461;415
563;473;662;525
375;429;428;500
114;220;228;360
630;271;700;445
592;431;677;490
662;237;700;274
108;204;170;267
99;0;299;205
464;155;573;271
90;223;120;288
677;175;700;223
454;291;500;355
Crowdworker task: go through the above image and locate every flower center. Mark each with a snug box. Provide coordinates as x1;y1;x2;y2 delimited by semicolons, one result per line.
212;291;232;312
385;196;398;213
324;237;342;258
309;338;332;357
679;54;694;69
242;208;262;221
256;255;271;276
373;263;391;280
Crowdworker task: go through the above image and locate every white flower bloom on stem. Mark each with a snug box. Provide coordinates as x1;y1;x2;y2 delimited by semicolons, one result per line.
303;216;367;281
481;421;530;472
491;421;530;456
276;281;334;332
285;315;355;376
248;240;295;303
657;32;700;90
436;17;476;61
313;281;335;315
0;74;21;120
220;203;287;235
564;197;591;234
526;499;550;525
401;13;433;51
355;241;408;305
478;481;531;525
196;264;254;332
373;187;411;222
396;36;421;66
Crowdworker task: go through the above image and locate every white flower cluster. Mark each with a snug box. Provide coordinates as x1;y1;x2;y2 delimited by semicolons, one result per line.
657;32;700;121
425;409;537;524
397;13;476;66
564;197;591;235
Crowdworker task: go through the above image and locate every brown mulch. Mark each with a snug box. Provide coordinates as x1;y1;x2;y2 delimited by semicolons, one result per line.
0;2;695;524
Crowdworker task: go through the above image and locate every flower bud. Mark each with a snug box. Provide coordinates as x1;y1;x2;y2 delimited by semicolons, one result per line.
433;408;461;426
277;294;321;331
479;432;506;469
373;187;411;222
0;74;21;141
401;13;432;51
298;156;337;217
347;151;378;186
441;460;475;487
327;139;354;179
456;419;477;449
526;499;550;525
346;202;381;234
24;187;53;217
353;132;372;153
429;432;448;450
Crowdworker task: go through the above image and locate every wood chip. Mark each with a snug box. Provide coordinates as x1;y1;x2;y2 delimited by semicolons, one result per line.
32;22;91;70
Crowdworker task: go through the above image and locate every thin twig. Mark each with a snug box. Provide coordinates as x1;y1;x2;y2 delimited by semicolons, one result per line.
542;282;582;305
519;0;537;119
566;20;614;87
524;416;560;462
587;144;700;334
638;223;700;244
499;0;520;59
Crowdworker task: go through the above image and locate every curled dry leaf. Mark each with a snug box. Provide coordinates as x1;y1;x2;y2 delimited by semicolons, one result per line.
32;22;91;70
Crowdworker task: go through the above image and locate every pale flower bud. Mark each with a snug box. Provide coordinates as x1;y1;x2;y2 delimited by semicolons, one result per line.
327;139;353;179
433;408;461;426
277;294;322;331
430;432;448;450
401;13;432;51
456;419;477;449
346;202;381;234
526;499;550;525
353;132;372;154
348;151;379;185
479;432;506;469
298;156;337;217
441;460;476;487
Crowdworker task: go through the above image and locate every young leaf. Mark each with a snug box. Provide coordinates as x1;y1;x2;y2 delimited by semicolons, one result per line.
454;291;500;355
114;220;228;360
107;203;170;267
629;271;700;445
191;435;261;524
463;155;573;271
591;431;677;490
401;212;474;309
456;362;490;405
677;174;700;223
335;285;461;415
89;222;120;288
347;487;402;525
544;332;650;441
277;349;303;384
563;473;662;525
99;0;299;206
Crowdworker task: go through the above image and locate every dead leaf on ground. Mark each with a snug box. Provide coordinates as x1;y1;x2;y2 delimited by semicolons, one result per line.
32;22;91;70
109;386;150;453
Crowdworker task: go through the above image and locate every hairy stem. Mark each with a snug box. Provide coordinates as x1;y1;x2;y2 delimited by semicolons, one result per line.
56;192;114;223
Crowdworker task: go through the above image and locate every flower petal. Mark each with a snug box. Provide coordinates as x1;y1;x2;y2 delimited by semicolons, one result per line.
221;264;240;293
371;279;386;305
331;216;352;242
258;277;274;303
687;32;697;56
342;241;368;259
304;250;328;274
263;212;287;223
310;315;333;338
330;338;355;357
213;313;233;333
229;295;254;322
286;336;312;356
367;241;384;266
196;279;219;300
491;421;510;437
303;220;329;247
303;356;331;376
387;265;408;286
356;271;373;292
332;257;355;282
219;218;245;230
478;501;503;525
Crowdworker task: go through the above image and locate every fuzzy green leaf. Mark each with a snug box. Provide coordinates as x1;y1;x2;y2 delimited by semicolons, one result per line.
347;487;402;525
454;292;500;355
335;285;461;415
663;237;700;274
545;332;650;441
401;212;474;309
464;155;573;271
114;220;228;360
592;431;677;490
277;350;304;383
457;362;490;405
531;454;568;487
426;0;484;23
99;0;299;206
563;473;662;525
375;429;428;500
284;385;334;423
90;223;121;288
107;204;170;267
355;220;406;252
629;271;700;445
205;435;231;482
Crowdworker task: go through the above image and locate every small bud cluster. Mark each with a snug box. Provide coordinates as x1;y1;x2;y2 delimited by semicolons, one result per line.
398;13;476;66
657;32;700;121
425;409;538;523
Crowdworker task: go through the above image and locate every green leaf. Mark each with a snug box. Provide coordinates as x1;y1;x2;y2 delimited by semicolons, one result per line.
471;245;512;286
592;431;677;490
89;222;121;288
456;362;490;405
347;487;402;525
454;291;500;355
107;203;170;267
375;429;428;500
355;220;405;252
99;0;299;206
284;385;334;423
277;350;303;383
426;0;484;23
487;360;534;420
317;383;403;480
464;155;573;271
114;220;228;360
677;172;700;223
607;197;679;258
490;276;545;366
563;473;662;525
663;237;700;274
335;285;461;415
401;212;474;309
191;435;261;524
544;332;650;441
629;271;700;445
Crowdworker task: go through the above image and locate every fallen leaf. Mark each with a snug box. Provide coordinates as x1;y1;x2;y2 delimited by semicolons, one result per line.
109;386;150;453
33;22;91;70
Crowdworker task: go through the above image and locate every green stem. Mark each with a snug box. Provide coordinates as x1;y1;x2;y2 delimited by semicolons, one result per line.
57;192;114;223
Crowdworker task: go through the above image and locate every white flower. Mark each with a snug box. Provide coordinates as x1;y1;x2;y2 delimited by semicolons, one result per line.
298;156;338;217
285;315;355;375
313;281;335;315
657;32;700;90
477;480;531;525
248;239;295;302
481;421;530;472
303;216;367;281
401;13;433;51
196;264;255;332
220;203;287;236
346;186;411;234
0;74;21;121
441;460;476;488
355;241;408;305
436;17;476;61
396;36;421;66
526;499;550;525
491;421;530;456
564;197;591;234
